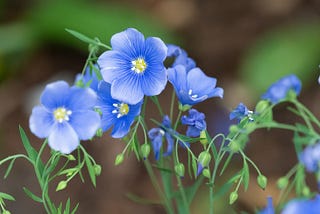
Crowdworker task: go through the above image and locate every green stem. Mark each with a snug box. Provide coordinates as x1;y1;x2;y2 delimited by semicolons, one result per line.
170;90;176;121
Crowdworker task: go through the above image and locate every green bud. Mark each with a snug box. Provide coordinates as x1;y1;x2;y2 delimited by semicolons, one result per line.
287;89;297;101
115;154;124;166
67;154;76;161
202;168;210;179
229;191;238;204
257;175;267;190
75;79;84;88
56;180;68;191
229;125;239;134
141;144;151;159
198;151;211;167
255;100;270;114
277;177;288;189
96;128;103;137
2;210;11;214
174;163;185;178
179;103;192;112
200;131;208;146
94;164;102;176
229;140;241;153
302;186;310;197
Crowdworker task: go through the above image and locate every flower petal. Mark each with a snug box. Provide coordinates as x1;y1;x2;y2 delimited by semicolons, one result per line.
141;65;167;96
48;123;79;154
111;76;144;105
69;111;101;140
111;119;132;138
145;37;167;63
40;81;70;110
187;68;218;97
110;28;145;56
29;106;55;138
66;87;97;111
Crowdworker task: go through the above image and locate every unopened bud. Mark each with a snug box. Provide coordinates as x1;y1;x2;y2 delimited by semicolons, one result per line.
56;180;67;191
257;175;267;190
302;186;310;197
255;100;269;114
229;191;238;204
277;177;288;189
179;103;192;112
198;152;211;168
141;144;151;159
174;163;185;178
200;131;208;146
202;168;210;179
96;128;103;137
94;164;102;176
115;154;124;166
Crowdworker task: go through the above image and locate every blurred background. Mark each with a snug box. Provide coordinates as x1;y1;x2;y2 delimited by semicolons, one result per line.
1;0;320;213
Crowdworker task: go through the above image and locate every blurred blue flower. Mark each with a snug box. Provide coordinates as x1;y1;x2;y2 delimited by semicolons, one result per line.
229;103;251;121
181;109;206;137
75;64;100;92
259;196;274;214
167;65;223;106
282;195;320;214
148;116;174;160
97;28;168;105
97;81;142;138
261;74;302;104
167;44;196;71
299;143;320;172
29;81;101;154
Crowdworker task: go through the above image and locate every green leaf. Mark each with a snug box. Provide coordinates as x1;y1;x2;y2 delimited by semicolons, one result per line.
23;187;43;203
0;192;15;201
4;158;16;179
63;198;70;214
219;153;234;176
212;173;241;201
71;203;79;214
242;160;250;191
84;154;96;187
65;29;99;46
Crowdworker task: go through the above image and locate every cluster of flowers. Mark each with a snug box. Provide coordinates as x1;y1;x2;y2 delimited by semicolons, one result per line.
29;28;223;158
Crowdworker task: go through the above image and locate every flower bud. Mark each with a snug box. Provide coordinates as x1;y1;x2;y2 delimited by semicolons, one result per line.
115;154;124;166
202;168;210;179
255;100;270;114
96;128;103;137
257;175;267;190
198;152;211;168
56;180;68;191
141;144;151;159
174;163;185;178
229;140;241;153
229;125;239;134
229;191;238;204
67;154;76;161
200;131;208;146
302;186;310;197
277;177;288;189
179;103;192;112
94;164;102;176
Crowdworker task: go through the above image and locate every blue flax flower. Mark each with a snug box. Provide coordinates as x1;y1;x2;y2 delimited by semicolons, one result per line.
229;103;252;121
166;44;196;70
167;65;223;106
282;194;320;214
75;64;100;92
261;74;302;104
259;196;275;214
97;28;168;105
148;116;174;160
96;81;142;138
181;109;206;137
29;81;101;154
299;142;320;172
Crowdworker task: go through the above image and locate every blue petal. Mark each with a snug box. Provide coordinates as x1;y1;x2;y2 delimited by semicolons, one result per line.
141;64;167;96
163;133;174;156
167;65;187;93
75;65;100;92
145;37;167;63
186;126;201;137
148;128;163;160
29;106;55;138
110;28;145;57
111;118;132;138
40;81;70;110
111;76;144;104
48;123;79;154
197;163;204;176
66;87;97;111
69;111;101;140
97;51;130;83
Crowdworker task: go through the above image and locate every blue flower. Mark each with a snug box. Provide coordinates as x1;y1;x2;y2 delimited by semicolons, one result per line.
181;109;206;137
29;81;101;154
167;44;196;71
282;195;320;214
229;103;250;121
96;81;142;138
97;28;168;105
148;116;174;160
75;64;100;92
261;74;302;104
299;142;320;172
167;65;223;106
259;196;275;214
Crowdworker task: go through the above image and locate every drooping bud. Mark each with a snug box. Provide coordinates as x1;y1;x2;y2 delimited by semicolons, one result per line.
255;100;269;114
67;154;76;161
277;177;288;189
200;130;208;146
94;164;102;176
141;144;151;160
302;186;310;197
174;163;185;178
229;191;238;204
115;154;124;166
257;174;267;190
56;180;68;191
197;151;211;176
202;168;210;179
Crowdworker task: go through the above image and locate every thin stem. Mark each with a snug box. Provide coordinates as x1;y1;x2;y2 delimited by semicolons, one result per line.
170;90;176;121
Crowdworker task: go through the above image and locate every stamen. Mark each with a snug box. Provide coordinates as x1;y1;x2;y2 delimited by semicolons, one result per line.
53;107;72;123
131;58;147;74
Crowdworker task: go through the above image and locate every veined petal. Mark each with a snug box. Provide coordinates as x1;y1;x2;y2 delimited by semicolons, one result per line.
187;68;218;96
167;65;187;94
98;51;130;83
111;119;132;138
40;81;70;110
110;28;145;57
69;111;101;140
111;77;144;105
141;65;167;96
48;123;79;154
29;106;55;138
145;37;167;62
67;87;97;111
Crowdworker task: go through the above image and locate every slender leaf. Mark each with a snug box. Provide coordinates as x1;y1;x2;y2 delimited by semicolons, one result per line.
71;203;79;214
23;187;43;203
0;192;15;201
65;29;98;46
63;198;70;214
242;161;250;191
4;158;16;179
84;155;96;187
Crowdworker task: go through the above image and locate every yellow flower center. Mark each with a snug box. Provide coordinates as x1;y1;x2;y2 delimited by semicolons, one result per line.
112;103;130;118
53;107;72;123
131;58;147;74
